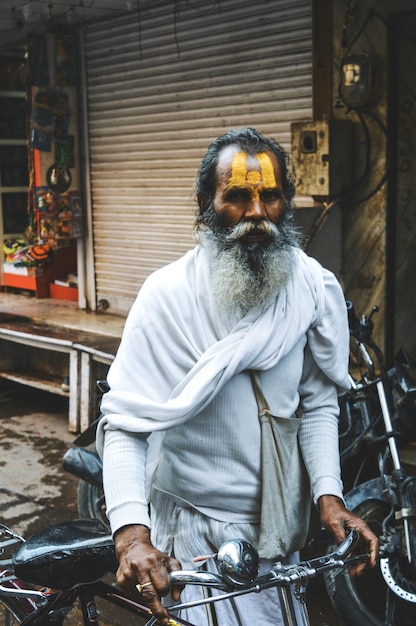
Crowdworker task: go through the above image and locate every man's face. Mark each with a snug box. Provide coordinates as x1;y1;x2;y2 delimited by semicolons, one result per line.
212;144;286;240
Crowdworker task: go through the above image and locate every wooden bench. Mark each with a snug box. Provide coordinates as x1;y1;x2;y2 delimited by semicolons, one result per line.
0;313;120;432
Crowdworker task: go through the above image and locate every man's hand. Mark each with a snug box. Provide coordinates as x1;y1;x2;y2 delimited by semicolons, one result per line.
114;524;182;625
318;495;379;577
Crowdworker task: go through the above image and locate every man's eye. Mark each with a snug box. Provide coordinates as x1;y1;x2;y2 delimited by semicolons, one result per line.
226;189;251;202
260;189;281;202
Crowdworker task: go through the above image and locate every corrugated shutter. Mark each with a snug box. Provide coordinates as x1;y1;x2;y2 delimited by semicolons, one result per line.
83;0;312;315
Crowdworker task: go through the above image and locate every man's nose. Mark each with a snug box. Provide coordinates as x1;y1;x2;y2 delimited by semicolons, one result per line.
245;195;267;220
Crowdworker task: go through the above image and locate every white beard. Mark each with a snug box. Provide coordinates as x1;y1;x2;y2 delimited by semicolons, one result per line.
200;220;298;318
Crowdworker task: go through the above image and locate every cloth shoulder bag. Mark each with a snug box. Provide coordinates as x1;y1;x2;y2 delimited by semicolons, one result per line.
250;371;311;559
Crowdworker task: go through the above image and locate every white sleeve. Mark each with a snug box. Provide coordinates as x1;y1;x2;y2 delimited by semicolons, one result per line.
298;347;344;504
102;428;151;536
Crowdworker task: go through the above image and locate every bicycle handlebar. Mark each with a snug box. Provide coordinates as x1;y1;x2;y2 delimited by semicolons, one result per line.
169;530;363;592
0;529;365;618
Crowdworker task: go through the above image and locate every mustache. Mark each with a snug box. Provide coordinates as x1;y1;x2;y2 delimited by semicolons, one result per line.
224;220;279;242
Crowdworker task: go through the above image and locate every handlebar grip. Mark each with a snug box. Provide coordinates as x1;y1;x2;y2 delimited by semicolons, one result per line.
334;529;359;558
305;530;360;572
170;570;229;590
346;301;360;337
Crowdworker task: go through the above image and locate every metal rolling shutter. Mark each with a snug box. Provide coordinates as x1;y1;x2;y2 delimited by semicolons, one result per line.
83;0;312;315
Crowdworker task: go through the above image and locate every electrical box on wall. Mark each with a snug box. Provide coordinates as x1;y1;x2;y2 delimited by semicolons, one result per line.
340;54;375;109
290;120;352;198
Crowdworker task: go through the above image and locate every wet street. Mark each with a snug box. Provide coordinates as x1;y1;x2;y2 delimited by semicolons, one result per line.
0;382;343;626
0;385;78;538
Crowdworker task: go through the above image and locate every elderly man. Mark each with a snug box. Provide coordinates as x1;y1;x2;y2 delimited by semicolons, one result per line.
97;128;378;625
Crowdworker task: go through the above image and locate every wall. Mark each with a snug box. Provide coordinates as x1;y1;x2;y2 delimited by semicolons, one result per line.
330;0;416;361
332;0;389;353
394;12;416;360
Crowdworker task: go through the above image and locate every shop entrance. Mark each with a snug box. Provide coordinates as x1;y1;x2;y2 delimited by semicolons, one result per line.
1;37;82;303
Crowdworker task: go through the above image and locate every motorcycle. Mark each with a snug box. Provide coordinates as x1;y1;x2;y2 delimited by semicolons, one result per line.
62;380;108;529
324;301;416;626
63;302;416;626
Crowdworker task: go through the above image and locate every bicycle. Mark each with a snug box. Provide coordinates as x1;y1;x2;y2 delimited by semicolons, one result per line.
0;518;366;626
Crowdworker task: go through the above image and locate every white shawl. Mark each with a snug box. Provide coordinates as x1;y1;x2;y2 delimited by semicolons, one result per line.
97;245;350;455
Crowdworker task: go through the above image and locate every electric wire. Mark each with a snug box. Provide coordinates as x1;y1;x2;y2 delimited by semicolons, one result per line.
335;8;389;208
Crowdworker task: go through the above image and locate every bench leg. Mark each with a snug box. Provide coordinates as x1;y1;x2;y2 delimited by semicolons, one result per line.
79;351;93;433
68;350;80;433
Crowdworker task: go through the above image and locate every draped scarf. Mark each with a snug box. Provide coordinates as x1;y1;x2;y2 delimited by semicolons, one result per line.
97;245;350;455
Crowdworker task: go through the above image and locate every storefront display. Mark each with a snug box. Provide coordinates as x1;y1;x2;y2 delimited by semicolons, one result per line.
1;33;83;300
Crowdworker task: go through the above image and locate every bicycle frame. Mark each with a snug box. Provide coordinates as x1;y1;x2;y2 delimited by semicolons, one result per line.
0;579;193;626
1;568;307;626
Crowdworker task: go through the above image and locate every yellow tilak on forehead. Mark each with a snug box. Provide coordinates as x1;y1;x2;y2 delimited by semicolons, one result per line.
229;151;277;188
228;152;248;186
256;152;277;187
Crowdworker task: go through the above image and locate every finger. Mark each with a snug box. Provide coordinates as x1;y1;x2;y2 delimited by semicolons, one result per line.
368;537;379;567
170;584;184;603
148;562;174;598
137;581;169;625
136;580;153;595
345;520;379;567
167;557;184;602
343;525;379;573
349;564;363;578
333;524;348;543
349;558;369;578
323;518;347;544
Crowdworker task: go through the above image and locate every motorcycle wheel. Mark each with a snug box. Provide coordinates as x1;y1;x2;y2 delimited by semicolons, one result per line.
77;480;110;530
324;499;416;626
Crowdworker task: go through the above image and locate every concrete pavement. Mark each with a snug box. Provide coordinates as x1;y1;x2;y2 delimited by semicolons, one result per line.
0;384;78;538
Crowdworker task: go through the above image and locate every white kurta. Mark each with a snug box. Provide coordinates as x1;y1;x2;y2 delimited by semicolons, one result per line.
98;245;349;535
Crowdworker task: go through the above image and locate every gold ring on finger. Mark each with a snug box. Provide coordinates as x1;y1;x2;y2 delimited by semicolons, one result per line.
136;581;152;594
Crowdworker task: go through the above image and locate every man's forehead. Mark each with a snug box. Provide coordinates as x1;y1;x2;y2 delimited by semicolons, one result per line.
217;145;281;188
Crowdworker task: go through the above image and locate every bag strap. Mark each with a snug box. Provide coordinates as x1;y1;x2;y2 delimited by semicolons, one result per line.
250;370;270;413
250;371;303;420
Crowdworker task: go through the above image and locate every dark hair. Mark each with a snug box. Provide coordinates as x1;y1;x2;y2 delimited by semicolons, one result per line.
195;127;295;228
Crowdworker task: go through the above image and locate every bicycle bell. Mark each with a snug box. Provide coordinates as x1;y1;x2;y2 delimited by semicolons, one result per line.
217;538;259;586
